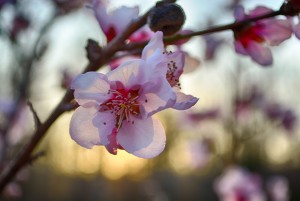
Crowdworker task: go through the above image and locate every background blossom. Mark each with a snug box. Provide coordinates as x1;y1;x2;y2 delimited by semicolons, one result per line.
233;6;292;66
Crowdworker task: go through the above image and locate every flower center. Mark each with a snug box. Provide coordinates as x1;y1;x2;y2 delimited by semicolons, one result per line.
235;24;265;47
100;88;140;129
106;26;117;43
235;191;248;201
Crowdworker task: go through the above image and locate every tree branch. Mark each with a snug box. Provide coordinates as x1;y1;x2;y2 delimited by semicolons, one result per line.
119;9;284;52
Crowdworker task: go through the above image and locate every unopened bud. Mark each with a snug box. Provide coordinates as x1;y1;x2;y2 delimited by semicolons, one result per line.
85;39;102;63
148;2;186;36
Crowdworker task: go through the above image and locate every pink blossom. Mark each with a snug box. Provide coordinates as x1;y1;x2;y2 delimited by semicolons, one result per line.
70;47;179;158
91;1;153;43
215;166;266;201
233;6;292;66
141;31;199;110
267;176;289;201
7;104;33;146
70;31;198;158
186;138;212;169
3;182;22;199
262;103;297;132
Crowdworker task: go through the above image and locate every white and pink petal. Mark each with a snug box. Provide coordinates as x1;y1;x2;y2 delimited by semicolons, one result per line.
234;41;248;55
69;106;101;149
246;41;273;66
142;49;168;80
260;20;292;45
249;6;273;18
139;79;176;117
172;91;199;110
92;2;110;32
71;72;111;107
141;31;164;60
117;116;166;158
234;5;246;21
92;111;117;146
111;6;139;34
107;59;146;89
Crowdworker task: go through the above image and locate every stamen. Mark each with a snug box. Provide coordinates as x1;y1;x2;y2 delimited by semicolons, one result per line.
166;59;181;88
100;88;141;129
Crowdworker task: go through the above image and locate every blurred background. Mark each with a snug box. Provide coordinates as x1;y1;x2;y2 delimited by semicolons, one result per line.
0;0;300;200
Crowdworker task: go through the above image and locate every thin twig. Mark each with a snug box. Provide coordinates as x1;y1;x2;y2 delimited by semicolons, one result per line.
0;15;57;165
27;102;42;128
119;10;284;52
28;151;46;166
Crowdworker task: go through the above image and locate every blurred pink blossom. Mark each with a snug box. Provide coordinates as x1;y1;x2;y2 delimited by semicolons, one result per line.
3;182;22;199
262;103;297;132
233;87;297;132
91;1;153;43
233;6;292;66
215;166;266;201
7;104;34;145
0;101;33;146
186;138;212;169
267;176;289;201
